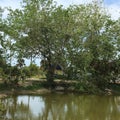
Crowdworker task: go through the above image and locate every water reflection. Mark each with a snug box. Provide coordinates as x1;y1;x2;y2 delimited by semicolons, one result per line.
1;94;120;120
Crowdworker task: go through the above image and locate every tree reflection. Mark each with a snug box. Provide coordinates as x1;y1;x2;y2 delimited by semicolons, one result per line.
39;94;120;120
2;94;120;120
3;96;40;120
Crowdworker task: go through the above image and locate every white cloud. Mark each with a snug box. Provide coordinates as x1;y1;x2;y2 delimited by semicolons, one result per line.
55;0;93;7
0;0;21;9
106;3;120;20
0;0;21;18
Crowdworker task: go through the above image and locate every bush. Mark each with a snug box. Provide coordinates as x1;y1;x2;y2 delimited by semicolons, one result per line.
22;67;31;77
28;64;39;76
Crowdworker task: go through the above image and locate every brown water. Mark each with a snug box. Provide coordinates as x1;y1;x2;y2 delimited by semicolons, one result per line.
1;94;120;120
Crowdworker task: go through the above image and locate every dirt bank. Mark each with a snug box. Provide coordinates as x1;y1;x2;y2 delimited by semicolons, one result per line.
0;94;7;99
0;88;51;98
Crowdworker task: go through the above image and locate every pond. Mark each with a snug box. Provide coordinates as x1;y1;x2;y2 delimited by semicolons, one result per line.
1;93;120;120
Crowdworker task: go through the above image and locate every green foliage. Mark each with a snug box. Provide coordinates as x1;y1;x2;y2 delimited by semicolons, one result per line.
28;63;39;76
23;82;43;90
75;83;85;92
0;0;119;90
22;66;31;77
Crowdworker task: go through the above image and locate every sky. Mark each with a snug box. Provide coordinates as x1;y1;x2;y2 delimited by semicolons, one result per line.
0;0;120;66
0;0;120;20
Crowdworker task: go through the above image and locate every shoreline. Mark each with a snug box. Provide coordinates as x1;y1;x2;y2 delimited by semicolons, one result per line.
0;94;8;99
0;88;51;98
0;81;120;98
0;87;120;99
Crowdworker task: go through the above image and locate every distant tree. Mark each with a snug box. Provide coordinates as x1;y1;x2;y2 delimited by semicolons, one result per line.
28;63;39;76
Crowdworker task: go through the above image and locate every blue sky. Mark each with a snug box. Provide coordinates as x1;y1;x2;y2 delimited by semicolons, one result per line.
104;0;120;5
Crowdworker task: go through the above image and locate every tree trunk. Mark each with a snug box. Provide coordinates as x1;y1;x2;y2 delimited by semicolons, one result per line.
46;65;55;88
46;56;55;88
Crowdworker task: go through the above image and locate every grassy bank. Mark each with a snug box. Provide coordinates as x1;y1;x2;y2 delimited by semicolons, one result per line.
0;79;120;97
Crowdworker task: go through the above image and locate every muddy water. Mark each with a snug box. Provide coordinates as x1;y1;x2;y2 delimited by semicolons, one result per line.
1;94;120;120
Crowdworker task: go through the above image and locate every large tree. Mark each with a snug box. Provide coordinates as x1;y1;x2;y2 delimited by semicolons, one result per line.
5;0;76;86
71;1;120;86
5;0;120;89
